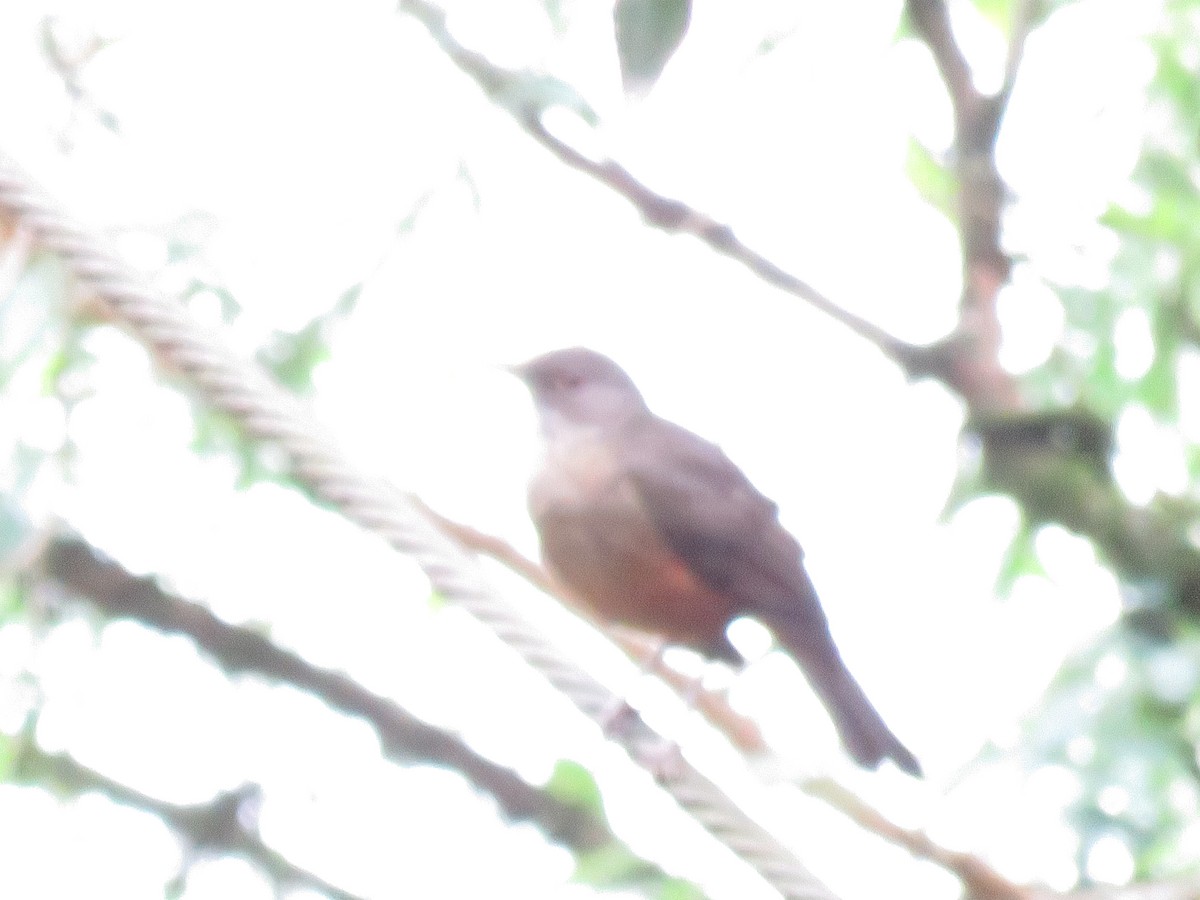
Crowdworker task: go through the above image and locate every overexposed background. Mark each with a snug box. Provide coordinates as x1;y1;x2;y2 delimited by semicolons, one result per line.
0;0;1169;897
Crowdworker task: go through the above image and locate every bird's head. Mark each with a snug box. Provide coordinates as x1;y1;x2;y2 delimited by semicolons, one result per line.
509;347;650;437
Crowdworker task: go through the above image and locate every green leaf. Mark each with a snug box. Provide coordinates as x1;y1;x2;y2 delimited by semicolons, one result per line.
658;880;707;900
190;405;288;489
614;0;691;95
971;0;1014;34
0;733;13;782
573;842;651;887
1060;290;1123;417
491;71;598;126
1153;47;1200;124
573;841;701;894
335;282;363;317
1185;444;1200;484
1;253;68;384
40;347;72;393
1137;304;1179;418
995;523;1045;597
905;138;957;222
545;759;605;819
0;579;25;622
938;468;988;523
542;0;570;34
258;319;330;394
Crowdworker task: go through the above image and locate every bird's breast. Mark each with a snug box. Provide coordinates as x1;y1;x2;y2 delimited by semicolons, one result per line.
528;436;736;652
527;433;624;520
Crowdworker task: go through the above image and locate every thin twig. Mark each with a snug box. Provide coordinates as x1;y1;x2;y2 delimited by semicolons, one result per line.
521;116;919;370
802;777;1031;900
13;745;362;900
397;0;926;379
41;17;121;143
999;0;1041;105
905;0;1027;410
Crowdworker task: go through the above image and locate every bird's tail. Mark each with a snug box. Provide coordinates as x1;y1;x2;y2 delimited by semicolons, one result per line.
769;619;922;777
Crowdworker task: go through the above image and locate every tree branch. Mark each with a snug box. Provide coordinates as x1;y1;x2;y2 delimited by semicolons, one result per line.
521;116;923;368
803;777;1030;900
905;0;1029;410
39;534;625;859
11;743;362;900
395;0;945;382
906;0;979;118
33;530;1200;900
999;0;1040;106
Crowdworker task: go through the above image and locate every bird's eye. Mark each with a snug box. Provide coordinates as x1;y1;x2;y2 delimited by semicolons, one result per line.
557;373;583;390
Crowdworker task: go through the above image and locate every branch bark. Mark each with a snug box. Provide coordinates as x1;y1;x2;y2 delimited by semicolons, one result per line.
36;514;1018;896
11;744;362;900
39;533;626;860
395;0;964;386
803;777;1030;900
905;0;1036;410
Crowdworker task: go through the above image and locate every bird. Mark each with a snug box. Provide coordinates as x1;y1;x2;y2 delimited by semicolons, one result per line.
509;346;921;776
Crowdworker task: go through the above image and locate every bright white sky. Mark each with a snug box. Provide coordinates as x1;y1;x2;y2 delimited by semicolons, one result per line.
0;0;1168;897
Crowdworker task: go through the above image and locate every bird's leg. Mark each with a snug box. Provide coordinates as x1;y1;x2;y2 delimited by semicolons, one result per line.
597;637;669;736
679;667;706;707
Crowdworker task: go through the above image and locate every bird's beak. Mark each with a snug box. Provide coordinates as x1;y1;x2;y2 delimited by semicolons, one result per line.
500;360;531;384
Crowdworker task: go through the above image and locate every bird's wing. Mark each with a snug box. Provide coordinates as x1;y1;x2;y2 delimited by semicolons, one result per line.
621;418;828;630
623;419;923;776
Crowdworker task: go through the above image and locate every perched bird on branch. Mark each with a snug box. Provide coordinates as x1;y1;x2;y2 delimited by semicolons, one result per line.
511;347;920;776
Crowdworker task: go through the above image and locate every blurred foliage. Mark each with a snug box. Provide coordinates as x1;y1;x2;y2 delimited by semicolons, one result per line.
255;281;364;395
7;0;1200;896
0;494;32;570
546;758;606;817
613;0;691;95
967;0;1068;39
923;0;1200;886
548;760;704;897
905;138;958;224
0;249;74;567
492;69;600;125
1018;625;1200;882
40;15;123;147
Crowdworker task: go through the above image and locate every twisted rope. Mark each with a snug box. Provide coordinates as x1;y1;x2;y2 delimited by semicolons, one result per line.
0;151;838;900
